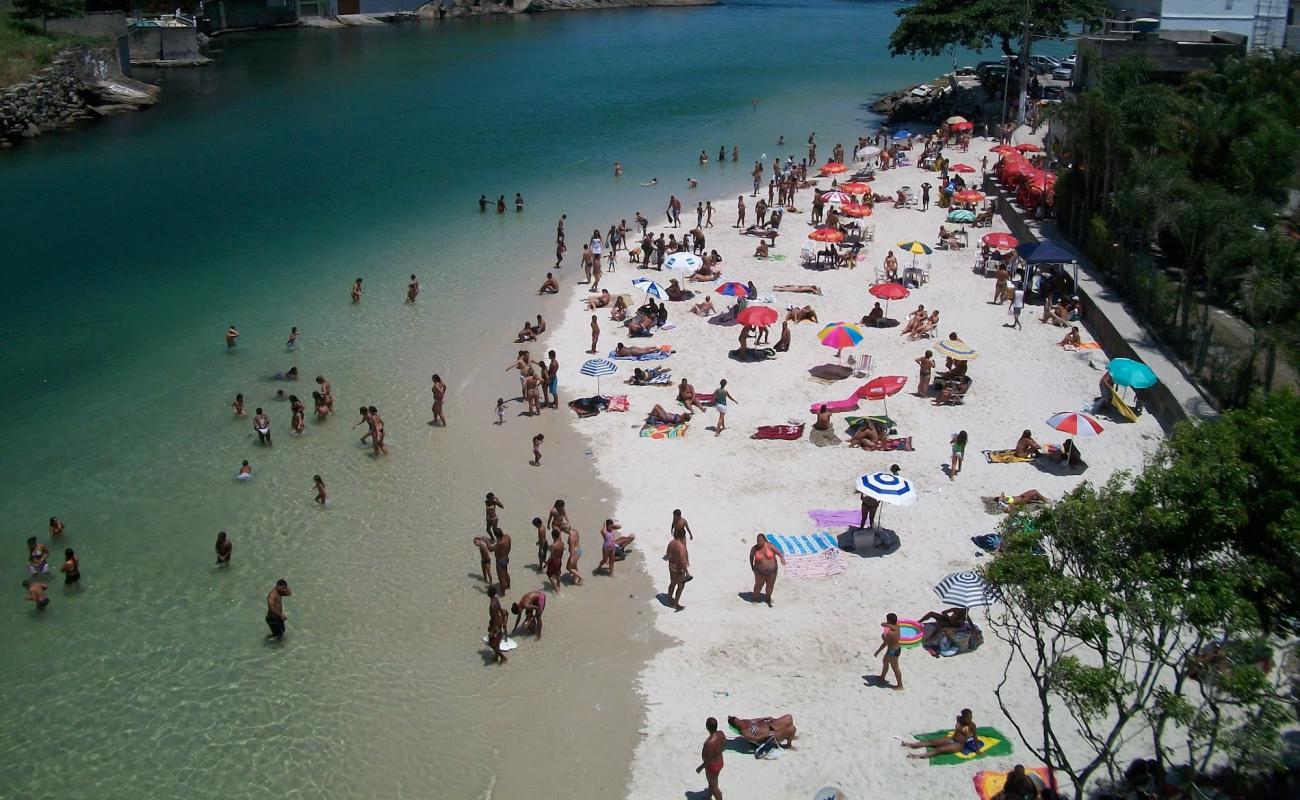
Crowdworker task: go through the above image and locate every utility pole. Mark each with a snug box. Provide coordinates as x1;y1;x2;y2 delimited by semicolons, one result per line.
1017;0;1032;126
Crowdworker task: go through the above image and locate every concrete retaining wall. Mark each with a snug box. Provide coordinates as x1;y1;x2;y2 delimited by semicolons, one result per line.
128;27;202;63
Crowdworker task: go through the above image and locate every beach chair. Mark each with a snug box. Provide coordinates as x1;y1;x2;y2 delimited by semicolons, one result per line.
973;208;994;227
861;222;876;243
847;353;873;379
800;242;818;267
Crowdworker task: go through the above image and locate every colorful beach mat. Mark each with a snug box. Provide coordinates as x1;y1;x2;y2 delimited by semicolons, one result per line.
610;346;673;361
913;727;1013;766
807;510;860;528
782;548;847;578
764;532;838;555
973;767;1055;800
983;449;1035;464
640;422;688;439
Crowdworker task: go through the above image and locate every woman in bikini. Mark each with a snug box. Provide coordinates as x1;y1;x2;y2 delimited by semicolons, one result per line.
748;534;786;607
648;404;691;425
909;310;940;340
1058;325;1081;349
905;709;979;759
899;304;926;336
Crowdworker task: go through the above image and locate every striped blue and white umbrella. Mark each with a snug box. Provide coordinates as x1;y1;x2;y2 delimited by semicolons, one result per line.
631;278;668;300
855;471;917;506
579;358;617;397
664;252;702;272
934;570;997;608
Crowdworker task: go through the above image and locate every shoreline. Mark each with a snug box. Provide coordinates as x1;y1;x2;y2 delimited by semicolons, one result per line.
548;128;1167;797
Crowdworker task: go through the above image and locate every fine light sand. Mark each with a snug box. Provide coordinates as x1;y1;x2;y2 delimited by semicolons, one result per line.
546;134;1165;798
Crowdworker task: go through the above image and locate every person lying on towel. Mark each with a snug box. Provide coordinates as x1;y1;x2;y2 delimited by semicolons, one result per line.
648;404;691;425
727;715;797;749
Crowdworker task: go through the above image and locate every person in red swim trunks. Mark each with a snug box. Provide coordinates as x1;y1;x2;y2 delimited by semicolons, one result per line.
696;717;726;799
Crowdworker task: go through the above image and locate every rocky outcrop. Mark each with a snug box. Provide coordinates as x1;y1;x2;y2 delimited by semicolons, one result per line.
871;77;1003;127
0;47;160;147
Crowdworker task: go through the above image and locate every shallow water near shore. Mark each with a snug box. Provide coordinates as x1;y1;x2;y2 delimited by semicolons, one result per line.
0;3;952;797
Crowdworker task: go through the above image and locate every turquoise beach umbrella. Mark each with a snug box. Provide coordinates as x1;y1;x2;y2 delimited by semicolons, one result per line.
1107;358;1157;389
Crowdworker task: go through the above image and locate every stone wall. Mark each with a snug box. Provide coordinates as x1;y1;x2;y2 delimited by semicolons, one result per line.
0;47;159;147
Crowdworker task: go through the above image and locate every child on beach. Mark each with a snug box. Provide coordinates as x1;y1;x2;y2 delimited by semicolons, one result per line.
950;431;967;479
531;434;544;466
313;475;327;505
238;460;252;481
495;398;506;425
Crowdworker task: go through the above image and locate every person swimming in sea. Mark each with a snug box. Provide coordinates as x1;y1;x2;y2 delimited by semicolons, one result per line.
640;178;658;187
238;460;252;481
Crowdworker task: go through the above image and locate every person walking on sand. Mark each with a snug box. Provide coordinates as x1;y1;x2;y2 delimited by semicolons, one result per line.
671;508;694;540
704;201;714;228
563;522;584;586
696;717;725;799
874;612;904;689
749;534;785;607
712;379;736;437
588;315;600;354
666;528;690;611
1009;284;1025;329
950;431;967;479
531;434;544;466
431;374;447;426
735;196;746;228
265;579;292;639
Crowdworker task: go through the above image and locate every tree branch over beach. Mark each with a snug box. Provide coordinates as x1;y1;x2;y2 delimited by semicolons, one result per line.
888;0;1103;58
983;393;1300;798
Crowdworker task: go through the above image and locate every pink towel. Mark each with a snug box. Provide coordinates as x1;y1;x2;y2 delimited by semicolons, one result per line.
807;509;861;528
605;395;629;412
782;548;847;578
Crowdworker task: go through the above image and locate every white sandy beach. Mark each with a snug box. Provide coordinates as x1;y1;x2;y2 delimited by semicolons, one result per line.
544;130;1165;799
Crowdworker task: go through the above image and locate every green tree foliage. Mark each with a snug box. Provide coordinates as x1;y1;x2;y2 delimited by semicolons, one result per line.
889;0;1104;58
984;393;1300;798
10;0;86;30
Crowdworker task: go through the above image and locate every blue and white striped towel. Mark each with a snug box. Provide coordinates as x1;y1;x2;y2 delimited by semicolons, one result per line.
764;532;839;556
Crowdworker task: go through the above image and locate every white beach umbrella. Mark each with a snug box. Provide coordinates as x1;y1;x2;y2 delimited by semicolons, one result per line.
934;571;998;608
664;252;702;272
579;358;617;396
631;278;667;299
855;471;917;506
857;145;881;160
821;190;851;205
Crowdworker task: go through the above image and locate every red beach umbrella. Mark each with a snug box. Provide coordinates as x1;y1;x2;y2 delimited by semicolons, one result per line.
857;375;908;416
736;305;778;327
953;189;985;204
839;203;873;218
869;282;910;318
981;232;1019;251
990;145;1017;155
1016;143;1042;153
839;182;871;195
950;121;974;132
808;227;845;243
819;162;849;174
949;164;976;174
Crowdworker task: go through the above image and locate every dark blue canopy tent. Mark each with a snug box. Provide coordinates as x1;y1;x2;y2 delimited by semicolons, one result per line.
1015;240;1079;298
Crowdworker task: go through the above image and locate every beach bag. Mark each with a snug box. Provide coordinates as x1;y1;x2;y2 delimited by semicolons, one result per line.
873;528;899;549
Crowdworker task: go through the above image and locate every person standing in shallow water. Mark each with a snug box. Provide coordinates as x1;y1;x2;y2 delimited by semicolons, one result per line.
265;579;292;639
215;531;232;566
407;275;420;303
351;278;363;303
430;374;447;426
253;408;271;447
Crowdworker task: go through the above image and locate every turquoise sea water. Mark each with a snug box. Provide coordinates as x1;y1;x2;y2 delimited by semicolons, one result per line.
0;3;955;797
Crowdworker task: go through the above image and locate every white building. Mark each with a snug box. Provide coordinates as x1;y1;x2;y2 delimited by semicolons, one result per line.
1107;0;1291;49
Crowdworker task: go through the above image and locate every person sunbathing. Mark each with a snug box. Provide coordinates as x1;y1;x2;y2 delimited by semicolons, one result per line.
514;321;537;343
610;295;628;321
625;313;655;337
772;284;821;294
753;241;770;258
648;404;690;425
899;304;925;336
743;224;777;237
909;310;940;340
691;296;716;316
905;709;979;759
931;376;970;405
785;305;818;323
847;420;884;448
919;607;969;648
615;342;662;358
936;357;967;382
894;189;907;208
677;379;707;413
1058;325;1081;349
861;303;884;327
727;714;797;749
666;279;685;302
774;320;791;352
629;367;669;386
1014;429;1041;458
688;265;721;282
585;289;611;310
813;404;832;431
538;273;559;294
996;489;1049;511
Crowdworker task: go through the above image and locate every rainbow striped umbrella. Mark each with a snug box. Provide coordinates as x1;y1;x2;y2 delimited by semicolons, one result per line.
817;322;863;357
1045;411;1104;438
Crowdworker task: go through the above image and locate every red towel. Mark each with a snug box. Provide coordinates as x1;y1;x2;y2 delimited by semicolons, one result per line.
752;424;805;440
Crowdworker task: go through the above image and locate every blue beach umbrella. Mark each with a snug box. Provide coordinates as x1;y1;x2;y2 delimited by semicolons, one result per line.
580;358;617;396
892;130;913;139
855;471;917;506
1107;358;1157;389
946;209;976;224
631;278;667;300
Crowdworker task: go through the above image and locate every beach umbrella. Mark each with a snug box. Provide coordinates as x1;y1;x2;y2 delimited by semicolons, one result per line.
856;470;917;505
736;305;778;327
1046;410;1105;438
663;252;701;272
856;145;881;160
990;145;1018;155
809;227;845;243
858;374;907;415
936;338;977;361
817;322;864;351
821;189;851;204
579;358;617;396
946;209;976;224
869;282;909;318
1016;143;1042;153
896;241;932;255
631;278;667;299
819;162;848;174
1107;358;1158;389
953;190;985;204
981;232;1018;251
945;115;968;125
839;182;871;195
892;130;913;139
949;163;976;174
839;203;873;218
934;571;997;608
950;120;974;132
715;281;750;298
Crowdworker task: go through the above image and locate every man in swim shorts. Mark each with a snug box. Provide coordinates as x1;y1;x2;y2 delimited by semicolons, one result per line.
23;580;49;611
510;590;546;639
266;579;292;639
487;585;508;665
874;612;904;690
564;522;584;586
696;717;725;799
666;529;690;611
490;526;511;591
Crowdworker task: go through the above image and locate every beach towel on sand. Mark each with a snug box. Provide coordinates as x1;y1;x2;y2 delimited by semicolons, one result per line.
764;532;839;555
628;372;673;386
973;767;1055;800
807;510;860;528
810;427;842;447
912;727;1012;766
640;422;688;439
983;449;1036;464
752;424;805;440
610;346;673;361
605;395;629;412
844;415;897;432
781;548;847;578
730;347;777;362
864;436;913;451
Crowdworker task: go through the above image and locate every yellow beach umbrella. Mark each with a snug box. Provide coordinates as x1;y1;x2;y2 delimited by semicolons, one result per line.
896;240;933;255
936;338;978;361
